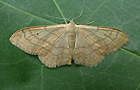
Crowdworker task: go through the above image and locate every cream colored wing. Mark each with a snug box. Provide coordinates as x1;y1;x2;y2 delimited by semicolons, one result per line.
73;25;129;67
10;24;72;68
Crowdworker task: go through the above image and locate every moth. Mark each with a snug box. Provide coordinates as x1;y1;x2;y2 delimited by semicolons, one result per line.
10;20;129;68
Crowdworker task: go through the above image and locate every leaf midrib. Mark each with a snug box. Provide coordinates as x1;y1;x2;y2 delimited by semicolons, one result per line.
1;0;139;59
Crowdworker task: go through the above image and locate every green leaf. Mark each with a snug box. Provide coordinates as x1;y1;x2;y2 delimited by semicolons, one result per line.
0;0;140;90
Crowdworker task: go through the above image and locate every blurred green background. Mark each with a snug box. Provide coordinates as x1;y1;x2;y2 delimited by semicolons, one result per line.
0;0;140;90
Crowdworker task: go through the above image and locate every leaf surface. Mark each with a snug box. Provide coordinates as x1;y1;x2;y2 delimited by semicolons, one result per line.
0;0;140;90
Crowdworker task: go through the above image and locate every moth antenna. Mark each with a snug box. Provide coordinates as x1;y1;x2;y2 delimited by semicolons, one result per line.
45;14;70;22
73;9;83;20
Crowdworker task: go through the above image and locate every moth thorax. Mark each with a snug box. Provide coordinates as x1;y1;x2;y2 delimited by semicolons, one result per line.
67;22;76;54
